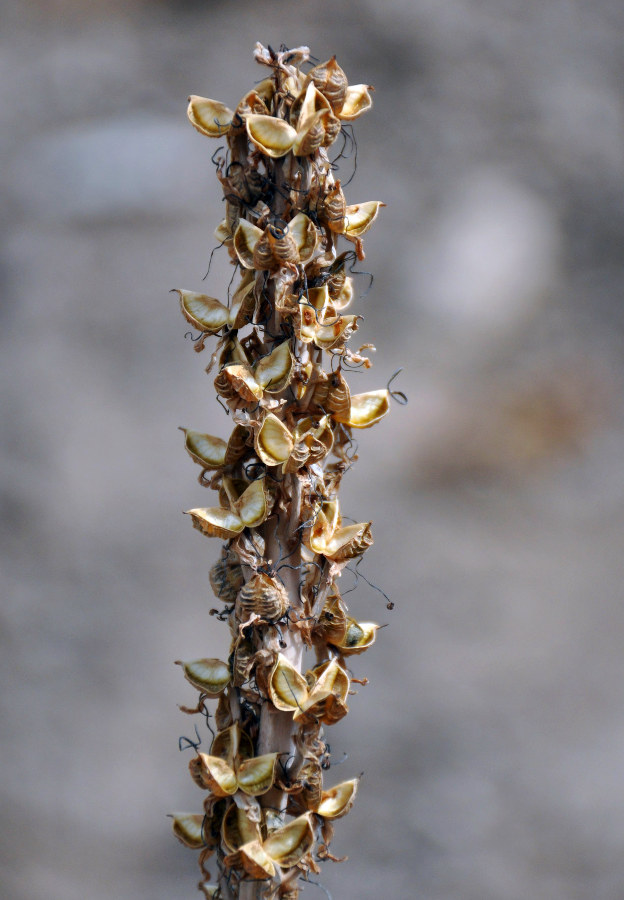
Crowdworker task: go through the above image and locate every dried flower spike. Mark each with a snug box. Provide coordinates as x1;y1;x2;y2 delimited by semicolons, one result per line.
172;43;397;900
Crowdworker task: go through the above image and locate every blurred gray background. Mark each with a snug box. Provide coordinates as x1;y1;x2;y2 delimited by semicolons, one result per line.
3;1;624;898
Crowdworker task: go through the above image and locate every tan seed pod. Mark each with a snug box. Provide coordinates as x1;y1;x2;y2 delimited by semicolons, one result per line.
175;658;230;696
316;778;359;819
293;109;328;157
305;56;348;113
284;440;310;473
191;753;238;797
321;181;347;233
326;521;374;562
181;429;227;470
322;111;342;147
211;724;254;766
298;759;323;811
325;370;351;421
288;212;318;264
333;388;390;428
231;478;271;528
214;364;263;404
226;841;276;880
187;96;234;137
230;635;255;687
171;812;210;849
176;290;229;334
214;692;233;731
313;590;349;645
245;114;297;158
253;224;299;272
255;340;293;393
262;813;315;868
221;803;262;851
332;619;379;655
224;424;251;466
237;572;289;622
228;273;256;329
236;753;279;796
186;506;246;540
269;653;309;711
209;546;244;604
343;201;385;238
255;414;294;467
233;219;263;269
338;83;373;120
331;276;354;311
314;314;359;351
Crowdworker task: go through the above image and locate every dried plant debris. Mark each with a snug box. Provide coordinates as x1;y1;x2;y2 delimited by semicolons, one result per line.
171;44;397;900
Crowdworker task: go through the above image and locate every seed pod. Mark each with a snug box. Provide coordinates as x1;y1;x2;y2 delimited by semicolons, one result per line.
171;813;211;849
262;813;315;868
176;658;231;696
225;841;276;879
253;223;299;271
221;803;262;851
332;389;390;428
343;201;385;238
305;57;348;113
237;572;289;622
224;424;251;466
338;83;373;120
317;778;359;819
325;370;351;421
298;758;323;811
176;290;229;334
181;429;227;470
313;590;349;645
233;219;263;269
245;114;297;158
255;414;294;467
254;340;293;393
187;96;234;137
331;619;379;655
320;181;347;233
211;724;254;766
209;546;244;604
269;654;309;711
236;753;278;795
214;364;263;404
193;753;238;797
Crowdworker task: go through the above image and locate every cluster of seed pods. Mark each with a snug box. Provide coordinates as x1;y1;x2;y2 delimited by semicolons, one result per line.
171;44;393;900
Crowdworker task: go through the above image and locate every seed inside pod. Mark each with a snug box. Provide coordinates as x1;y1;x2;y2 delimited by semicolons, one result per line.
255;414;294;466
332;619;379;655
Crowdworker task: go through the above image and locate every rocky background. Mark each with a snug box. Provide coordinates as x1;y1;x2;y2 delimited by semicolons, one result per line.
2;1;624;898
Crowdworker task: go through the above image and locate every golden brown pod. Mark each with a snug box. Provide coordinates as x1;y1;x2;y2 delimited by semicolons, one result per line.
236;753;279;795
332;388;390;428
209;546;244;604
253;223;299;271
237;572;289;622
192;753;238;797
211;724;254;766
297;759;323;811
332;619;379;655
320;180;347;233
316;778;359;819
268;653;309;711
245;114;297;158
233;219;263;269
171;812;211;849
175;658;230;696
343;201;385;238
187;96;234;137
325;370;351;422
254;340;294;393
214;364;263;405
305;56;348;113
221;803;262;852
176;290;229;334
255;413;294;467
181;429;227;470
338;83;373;120
262;813;315;868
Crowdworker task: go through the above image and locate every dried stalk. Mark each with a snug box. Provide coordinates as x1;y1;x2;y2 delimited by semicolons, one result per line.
171;44;396;900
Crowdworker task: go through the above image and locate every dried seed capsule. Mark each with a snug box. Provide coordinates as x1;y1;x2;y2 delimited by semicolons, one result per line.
254;340;294;393
187;96;234;137
298;759;323;811
181;429;227;470
320;180;347;233
175;658;231;696
262;813;315;868
176;290;229;334
236;753;278;795
338;83;374;120
221;803;262;851
253;223;299;271
255;413;294;467
332;389;390;428
332;619;379;655
211;724;253;766
171;812;211;849
326;370;351;421
305;56;349;113
209;546;244;604
316;778;359;819
214;364;263;404
237;572;289;622
245;114;297;158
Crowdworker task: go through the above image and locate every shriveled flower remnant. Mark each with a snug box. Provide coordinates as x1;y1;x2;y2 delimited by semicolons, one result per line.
171;44;397;900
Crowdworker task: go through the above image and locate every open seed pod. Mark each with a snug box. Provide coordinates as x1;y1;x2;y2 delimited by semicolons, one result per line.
175;658;230;696
332;388;390;428
211;724;254;766
245;114;298;158
214;364;263;405
343;201;385;238
304;57;348;113
181;429;227;470
338;83;374;120
316;778;359;819
221;803;262;851
331;618;380;655
187;96;234;137
261;813;316;868
268;653;309;712
254;341;293;393
171;812;212;849
176;290;230;334
254;413;294;467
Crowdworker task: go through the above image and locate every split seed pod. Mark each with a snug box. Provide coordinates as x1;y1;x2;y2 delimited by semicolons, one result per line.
237;572;289;622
